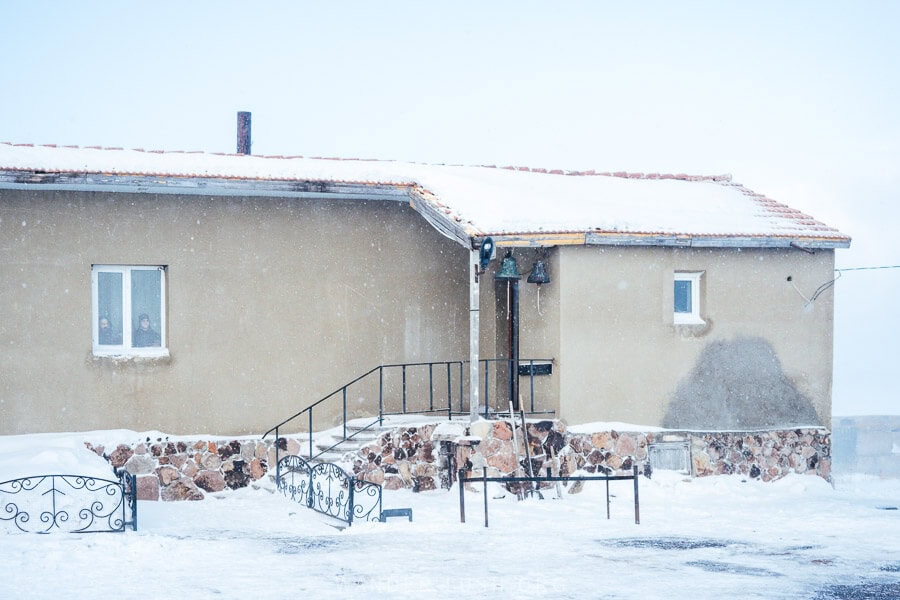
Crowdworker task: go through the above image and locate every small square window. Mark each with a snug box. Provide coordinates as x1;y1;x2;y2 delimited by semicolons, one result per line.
92;265;168;357
674;272;704;325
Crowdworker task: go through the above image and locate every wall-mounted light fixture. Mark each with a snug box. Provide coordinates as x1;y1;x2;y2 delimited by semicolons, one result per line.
474;237;495;282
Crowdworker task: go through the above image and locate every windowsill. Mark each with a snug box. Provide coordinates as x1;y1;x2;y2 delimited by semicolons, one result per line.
673;315;706;326
92;348;170;360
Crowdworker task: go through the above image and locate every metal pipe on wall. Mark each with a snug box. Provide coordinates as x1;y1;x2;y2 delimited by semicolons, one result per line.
469;249;481;420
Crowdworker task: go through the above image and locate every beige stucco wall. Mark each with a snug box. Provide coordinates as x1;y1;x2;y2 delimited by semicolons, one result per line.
0;189;470;435
0;186;839;435
555;245;836;428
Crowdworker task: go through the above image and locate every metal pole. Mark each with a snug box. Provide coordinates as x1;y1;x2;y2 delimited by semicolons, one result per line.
483;470;489;528
606;476;611;519
130;473;137;531
633;464;641;525
402;365;407;413
447;363;452;413
459;362;464;413
469;249;481;420
275;426;281;488
447;363;452;420
511;279;520;411
458;468;466;523
483;360;490;419
348;477;356;527
429;363;434;412
529;359;536;412
308;412;313;459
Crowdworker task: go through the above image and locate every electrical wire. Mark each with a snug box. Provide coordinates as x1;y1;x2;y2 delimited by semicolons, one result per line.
810;271;841;303
790;264;898;307
789;279;811;304
790;271;842;307
835;265;900;272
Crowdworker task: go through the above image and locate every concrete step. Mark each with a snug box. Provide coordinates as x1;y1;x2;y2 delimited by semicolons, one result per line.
290;413;472;465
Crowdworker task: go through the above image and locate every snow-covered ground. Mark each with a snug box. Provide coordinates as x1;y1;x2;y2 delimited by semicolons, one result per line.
2;432;899;599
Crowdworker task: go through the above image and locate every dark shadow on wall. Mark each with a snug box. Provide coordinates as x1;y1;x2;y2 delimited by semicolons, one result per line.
663;336;821;430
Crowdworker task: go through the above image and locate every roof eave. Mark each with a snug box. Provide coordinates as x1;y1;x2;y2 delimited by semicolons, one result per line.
473;231;851;250
586;232;851;249
0;168;853;252
0;169;412;201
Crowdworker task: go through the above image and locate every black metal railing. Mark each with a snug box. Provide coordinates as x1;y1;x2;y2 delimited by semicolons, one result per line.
458;465;641;527
262;358;554;463
276;454;381;526
0;470;137;533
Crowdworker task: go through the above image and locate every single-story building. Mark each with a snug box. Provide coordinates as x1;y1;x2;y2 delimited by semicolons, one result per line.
0;142;850;437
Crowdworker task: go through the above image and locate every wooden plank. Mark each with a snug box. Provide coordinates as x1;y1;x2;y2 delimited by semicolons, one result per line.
489;232;586;247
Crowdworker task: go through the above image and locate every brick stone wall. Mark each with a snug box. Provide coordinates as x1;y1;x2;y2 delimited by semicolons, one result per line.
88;421;831;501
350;424;441;492
350;420;832;490
86;436;278;501
690;429;831;481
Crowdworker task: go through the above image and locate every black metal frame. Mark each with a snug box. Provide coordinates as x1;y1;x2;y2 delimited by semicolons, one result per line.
276;455;381;526
0;470;137;533
458;465;641;527
262;357;554;463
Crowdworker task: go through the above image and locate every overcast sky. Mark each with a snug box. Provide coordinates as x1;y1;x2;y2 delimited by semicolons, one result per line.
2;1;897;416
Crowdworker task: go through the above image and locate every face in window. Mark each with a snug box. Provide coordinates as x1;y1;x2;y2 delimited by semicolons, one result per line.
132;312;161;347
98;316;122;345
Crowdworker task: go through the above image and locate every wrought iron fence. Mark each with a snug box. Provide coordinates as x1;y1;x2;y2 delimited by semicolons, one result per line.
277;455;381;526
0;470;137;533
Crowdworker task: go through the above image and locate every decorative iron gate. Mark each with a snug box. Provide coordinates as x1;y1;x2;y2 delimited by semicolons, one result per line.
0;471;137;533
277;455;381;526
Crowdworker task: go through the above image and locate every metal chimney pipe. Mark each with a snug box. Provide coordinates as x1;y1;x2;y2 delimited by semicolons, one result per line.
237;111;251;155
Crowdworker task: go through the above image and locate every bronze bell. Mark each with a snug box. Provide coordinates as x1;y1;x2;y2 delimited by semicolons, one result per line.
527;260;551;285
495;252;521;281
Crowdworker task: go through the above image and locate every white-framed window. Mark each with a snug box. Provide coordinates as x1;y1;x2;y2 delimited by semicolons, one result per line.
673;271;704;325
92;265;168;357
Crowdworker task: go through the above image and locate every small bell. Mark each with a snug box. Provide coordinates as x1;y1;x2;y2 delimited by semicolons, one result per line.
527;260;551;285
494;252;521;281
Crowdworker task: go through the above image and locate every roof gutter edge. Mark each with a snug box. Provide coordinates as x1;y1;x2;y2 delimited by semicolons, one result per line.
0;171;412;200
583;232;851;249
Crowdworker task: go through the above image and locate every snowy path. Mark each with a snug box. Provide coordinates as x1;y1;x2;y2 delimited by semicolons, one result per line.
3;470;900;599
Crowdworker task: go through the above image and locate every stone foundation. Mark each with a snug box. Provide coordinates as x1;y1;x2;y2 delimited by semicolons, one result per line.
689;429;831;481
86;436;282;501
350;424;440;492
87;422;831;501
350;420;832;490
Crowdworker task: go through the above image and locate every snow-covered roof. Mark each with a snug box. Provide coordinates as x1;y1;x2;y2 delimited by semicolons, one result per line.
0;142;850;249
